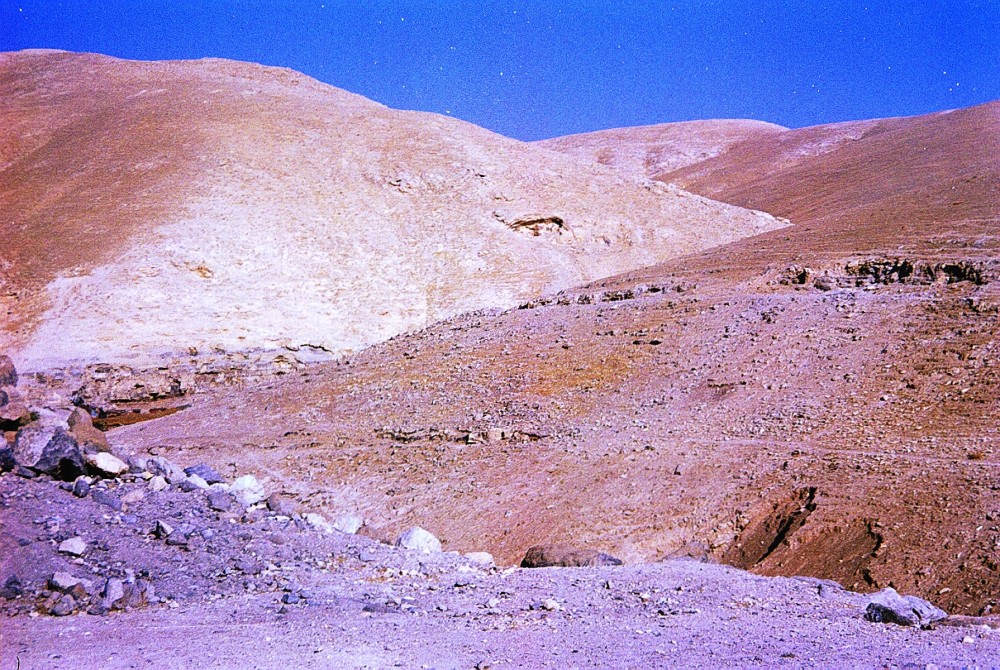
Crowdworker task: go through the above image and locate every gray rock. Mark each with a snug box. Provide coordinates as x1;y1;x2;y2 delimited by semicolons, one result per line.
48;594;77;616
0;355;17;387
66;407;93;429
13;465;36;479
0;446;16;472
185;473;210;489
148;475;169;492
13;425;85;481
521;544;623;568
72;477;91;498
230;475;266;506
0;576;22;599
154;519;175;539
58;537;87;556
102;578;126;610
91;488;123;511
864;587;948;627
146;456;187;484
304;512;334;534
184;463;224;484
395;526;442;553
85;452;129;477
207;490;233;512
332;513;364;534
49;572;81;593
266;493;299;517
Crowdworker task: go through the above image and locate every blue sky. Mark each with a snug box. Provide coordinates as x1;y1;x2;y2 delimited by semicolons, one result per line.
2;1;998;140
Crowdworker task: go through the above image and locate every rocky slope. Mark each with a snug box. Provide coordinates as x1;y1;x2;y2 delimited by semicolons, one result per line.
86;101;1000;619
0;50;783;371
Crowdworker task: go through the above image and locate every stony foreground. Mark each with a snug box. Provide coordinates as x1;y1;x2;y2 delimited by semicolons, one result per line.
2;472;999;669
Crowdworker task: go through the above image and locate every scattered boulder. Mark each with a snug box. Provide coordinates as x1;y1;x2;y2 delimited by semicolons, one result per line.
0;445;16;472
57;537;87;556
101;578;126;610
0;401;30;428
0;576;23;599
304;513;334;534
49;572;82;593
146;457;187;484
153;520;175;539
333;513;364;534
395;526;442;554
46;593;77;617
266;493;300;517
148;475;169;492
0;355;17;387
91;488;123;511
864;587;947;627
465;552;496;566
520;545;624;568
184;463;224;485
72;478;91;498
230;475;266;506
70;421;111;454
85;452;129;477
13;425;85;481
66;407;92;430
206;490;233;512
185;473;210;490
121;489;144;504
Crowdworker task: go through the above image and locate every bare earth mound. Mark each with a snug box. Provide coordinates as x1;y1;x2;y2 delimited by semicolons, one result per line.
0;50;783;370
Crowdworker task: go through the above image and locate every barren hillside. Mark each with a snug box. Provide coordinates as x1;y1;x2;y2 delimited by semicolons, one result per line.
103;102;1000;616
0;50;784;370
535;118;786;178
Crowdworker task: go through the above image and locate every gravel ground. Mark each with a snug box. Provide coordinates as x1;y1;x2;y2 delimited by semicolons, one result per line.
3;473;999;669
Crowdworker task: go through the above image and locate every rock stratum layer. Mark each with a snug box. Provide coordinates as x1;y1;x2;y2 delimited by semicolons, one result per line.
0;50;783;370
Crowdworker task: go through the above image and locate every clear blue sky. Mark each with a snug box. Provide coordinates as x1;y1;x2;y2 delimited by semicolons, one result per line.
2;0;998;140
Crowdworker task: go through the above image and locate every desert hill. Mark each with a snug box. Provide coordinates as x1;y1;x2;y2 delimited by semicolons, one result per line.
0;50;784;370
105;101;1000;615
535;118;786;179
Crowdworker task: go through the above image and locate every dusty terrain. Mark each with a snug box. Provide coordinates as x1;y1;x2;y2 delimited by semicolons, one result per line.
2;49;999;668
0;50;782;371
3;466;999;669
75;99;997;614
